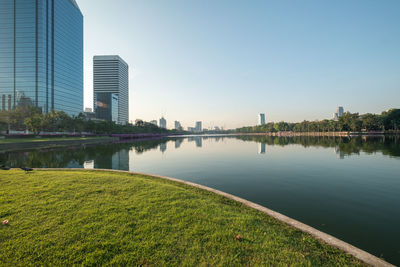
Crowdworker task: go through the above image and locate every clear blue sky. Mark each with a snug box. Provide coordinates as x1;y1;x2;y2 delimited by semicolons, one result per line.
77;0;400;129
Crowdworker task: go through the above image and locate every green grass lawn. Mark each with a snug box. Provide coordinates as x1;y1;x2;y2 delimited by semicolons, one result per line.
0;136;112;144
0;170;364;266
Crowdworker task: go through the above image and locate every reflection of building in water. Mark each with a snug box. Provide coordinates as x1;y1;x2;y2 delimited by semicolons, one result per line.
92;149;130;170
112;149;130;170
334;147;345;159
175;138;184;149
258;143;266;154
188;136;202;148
83;160;95;169
160;143;167;153
195;137;202;147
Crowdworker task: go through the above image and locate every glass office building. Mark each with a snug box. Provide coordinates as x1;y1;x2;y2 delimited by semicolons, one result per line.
0;0;83;115
94;92;119;123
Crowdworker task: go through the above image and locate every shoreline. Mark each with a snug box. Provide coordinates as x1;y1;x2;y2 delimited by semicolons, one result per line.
33;168;394;266
235;131;399;137
0;133;176;152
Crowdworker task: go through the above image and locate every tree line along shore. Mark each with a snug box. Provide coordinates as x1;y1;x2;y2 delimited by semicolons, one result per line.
0;106;176;135
236;109;400;134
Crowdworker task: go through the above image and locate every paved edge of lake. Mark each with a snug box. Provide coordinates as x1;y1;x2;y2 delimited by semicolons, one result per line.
34;168;393;267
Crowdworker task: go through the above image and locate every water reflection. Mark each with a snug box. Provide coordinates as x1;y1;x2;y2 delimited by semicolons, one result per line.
1;135;399;169
175;138;183;149
258;143;266;154
159;143;167;153
237;135;400;158
188;136;203;147
334;147;345;159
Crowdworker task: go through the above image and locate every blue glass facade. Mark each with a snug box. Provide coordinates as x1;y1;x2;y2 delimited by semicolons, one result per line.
94;92;119;123
0;0;83;115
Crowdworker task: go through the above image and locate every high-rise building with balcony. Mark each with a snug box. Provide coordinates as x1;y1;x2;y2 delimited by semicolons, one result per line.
0;0;83;115
93;55;129;124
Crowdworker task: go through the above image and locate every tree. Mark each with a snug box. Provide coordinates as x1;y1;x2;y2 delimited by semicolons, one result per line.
274;122;289;132
24;113;43;134
381;109;400;131
41;110;57;132
361;113;381;131
338;112;361;132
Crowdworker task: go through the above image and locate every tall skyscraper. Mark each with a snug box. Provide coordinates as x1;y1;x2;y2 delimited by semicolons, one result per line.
94;55;129;124
159;117;166;129
258;113;266;125
0;0;83;115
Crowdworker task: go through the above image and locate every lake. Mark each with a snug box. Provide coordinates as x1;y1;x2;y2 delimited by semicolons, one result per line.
1;135;400;265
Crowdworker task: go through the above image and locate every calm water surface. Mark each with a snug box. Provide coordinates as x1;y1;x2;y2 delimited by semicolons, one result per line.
1;135;400;265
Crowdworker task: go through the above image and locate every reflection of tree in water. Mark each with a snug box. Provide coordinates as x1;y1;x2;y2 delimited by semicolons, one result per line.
0;138;173;168
236;135;400;158
1;135;398;168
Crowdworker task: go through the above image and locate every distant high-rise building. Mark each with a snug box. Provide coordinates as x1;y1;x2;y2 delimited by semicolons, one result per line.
333;106;344;121
94;55;129;124
0;0;84;115
159;117;167;129
195;121;202;132
150;120;158;126
174;121;183;131
258;113;266;125
337;106;344;117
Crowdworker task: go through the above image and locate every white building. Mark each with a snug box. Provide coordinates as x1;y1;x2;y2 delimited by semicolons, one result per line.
94;55;129;125
258;113;266;125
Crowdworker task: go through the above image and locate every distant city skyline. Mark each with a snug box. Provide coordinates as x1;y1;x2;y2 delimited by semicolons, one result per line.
77;0;400;128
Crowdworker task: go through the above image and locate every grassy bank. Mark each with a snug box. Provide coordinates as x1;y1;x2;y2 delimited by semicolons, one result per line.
0;170;364;266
